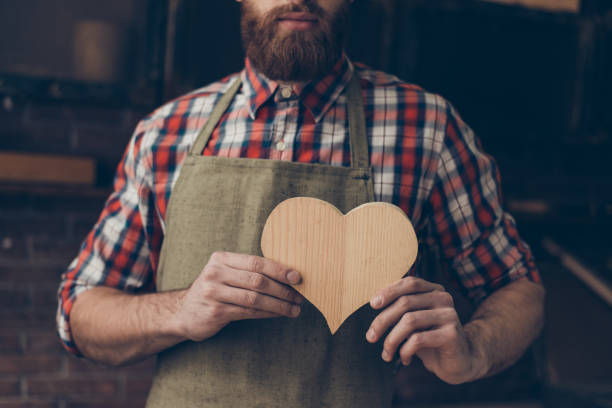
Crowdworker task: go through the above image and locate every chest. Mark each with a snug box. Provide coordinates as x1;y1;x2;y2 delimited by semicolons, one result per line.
148;97;437;231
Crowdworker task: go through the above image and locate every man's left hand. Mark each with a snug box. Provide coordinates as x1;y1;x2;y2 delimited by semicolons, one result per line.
366;276;483;385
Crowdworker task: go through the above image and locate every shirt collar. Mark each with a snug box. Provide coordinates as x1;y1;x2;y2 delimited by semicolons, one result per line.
241;54;354;123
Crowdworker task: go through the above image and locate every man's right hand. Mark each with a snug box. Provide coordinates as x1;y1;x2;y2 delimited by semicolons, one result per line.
174;251;303;342
69;251;301;366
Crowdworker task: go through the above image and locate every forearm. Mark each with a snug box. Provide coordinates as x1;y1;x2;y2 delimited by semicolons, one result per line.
69;252;303;367
463;277;545;381
71;286;187;366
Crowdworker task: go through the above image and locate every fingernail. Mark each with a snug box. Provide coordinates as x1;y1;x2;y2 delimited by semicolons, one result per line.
402;358;412;366
366;329;376;342
287;270;300;284
381;350;391;362
291;305;301;317
371;296;382;308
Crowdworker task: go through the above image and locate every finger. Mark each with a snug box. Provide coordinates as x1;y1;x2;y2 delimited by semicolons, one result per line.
371;276;445;310
215;252;301;285
367;290;454;343
381;309;449;362
216;285;301;318
398;326;452;365
202;259;302;304
222;267;304;304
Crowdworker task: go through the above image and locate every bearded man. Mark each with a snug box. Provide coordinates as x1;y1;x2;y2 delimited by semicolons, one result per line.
57;0;545;407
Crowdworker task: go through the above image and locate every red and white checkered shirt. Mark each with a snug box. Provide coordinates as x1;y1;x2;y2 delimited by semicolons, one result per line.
57;56;540;355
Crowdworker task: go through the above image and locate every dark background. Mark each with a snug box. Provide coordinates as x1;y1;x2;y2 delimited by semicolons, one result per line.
0;0;611;407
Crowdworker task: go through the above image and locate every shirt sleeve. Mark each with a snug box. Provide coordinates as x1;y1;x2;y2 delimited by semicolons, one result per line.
56;121;158;356
427;101;541;304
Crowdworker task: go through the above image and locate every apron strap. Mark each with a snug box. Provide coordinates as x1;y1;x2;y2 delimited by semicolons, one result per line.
346;73;370;169
190;78;243;156
190;71;370;169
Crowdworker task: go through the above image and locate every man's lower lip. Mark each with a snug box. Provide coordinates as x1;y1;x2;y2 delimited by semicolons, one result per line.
278;19;317;30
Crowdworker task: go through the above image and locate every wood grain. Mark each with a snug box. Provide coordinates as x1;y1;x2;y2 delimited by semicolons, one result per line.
261;197;418;334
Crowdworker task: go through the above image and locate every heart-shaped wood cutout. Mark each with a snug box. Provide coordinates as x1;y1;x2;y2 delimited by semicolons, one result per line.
261;197;418;334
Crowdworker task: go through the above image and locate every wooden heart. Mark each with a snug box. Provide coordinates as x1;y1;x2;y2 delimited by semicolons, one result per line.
261;197;418;334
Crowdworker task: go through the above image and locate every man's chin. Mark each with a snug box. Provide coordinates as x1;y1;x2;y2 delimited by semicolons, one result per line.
241;1;349;82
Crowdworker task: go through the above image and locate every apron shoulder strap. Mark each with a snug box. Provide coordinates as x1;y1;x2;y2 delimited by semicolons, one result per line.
190;77;243;156
346;72;369;169
189;71;369;169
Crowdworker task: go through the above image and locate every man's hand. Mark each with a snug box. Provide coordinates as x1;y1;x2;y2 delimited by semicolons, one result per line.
70;251;302;366
366;276;481;385
175;251;303;342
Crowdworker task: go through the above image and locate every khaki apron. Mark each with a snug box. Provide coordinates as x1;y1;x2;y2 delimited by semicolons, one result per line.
146;74;395;407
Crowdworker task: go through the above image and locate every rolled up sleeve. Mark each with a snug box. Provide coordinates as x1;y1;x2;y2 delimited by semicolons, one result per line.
56;122;158;356
428;102;541;304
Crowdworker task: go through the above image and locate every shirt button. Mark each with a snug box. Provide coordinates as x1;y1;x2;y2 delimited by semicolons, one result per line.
280;87;292;99
276;141;286;151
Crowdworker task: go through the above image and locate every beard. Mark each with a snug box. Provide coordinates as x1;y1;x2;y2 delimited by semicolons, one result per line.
240;0;351;82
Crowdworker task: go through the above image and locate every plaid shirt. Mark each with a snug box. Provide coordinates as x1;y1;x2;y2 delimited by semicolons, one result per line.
57;56;540;355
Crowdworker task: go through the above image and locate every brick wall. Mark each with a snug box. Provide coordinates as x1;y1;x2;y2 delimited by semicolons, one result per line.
0;98;155;407
0;98;150;186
